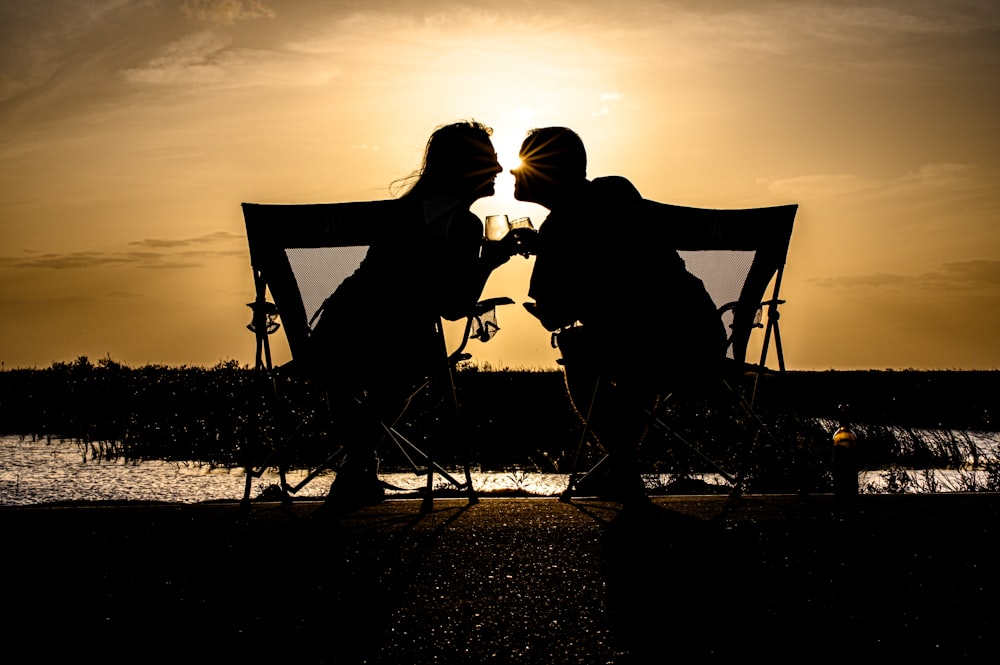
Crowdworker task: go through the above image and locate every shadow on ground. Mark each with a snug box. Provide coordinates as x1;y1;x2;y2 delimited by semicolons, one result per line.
3;494;998;662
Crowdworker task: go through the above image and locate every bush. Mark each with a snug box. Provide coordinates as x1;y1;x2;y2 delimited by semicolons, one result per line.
2;360;997;495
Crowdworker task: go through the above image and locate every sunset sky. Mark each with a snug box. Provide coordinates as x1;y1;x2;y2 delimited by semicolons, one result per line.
2;0;998;371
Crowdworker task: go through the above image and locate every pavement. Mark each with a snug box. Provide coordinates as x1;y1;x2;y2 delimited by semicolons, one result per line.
3;492;999;663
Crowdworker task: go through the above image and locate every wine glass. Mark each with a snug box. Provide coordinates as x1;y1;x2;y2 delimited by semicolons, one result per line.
485;215;510;241
508;217;535;257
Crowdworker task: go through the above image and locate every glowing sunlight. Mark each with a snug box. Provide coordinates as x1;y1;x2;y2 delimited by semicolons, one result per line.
2;1;999;370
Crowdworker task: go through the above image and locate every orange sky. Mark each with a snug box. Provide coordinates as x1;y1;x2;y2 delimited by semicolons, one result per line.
1;0;999;370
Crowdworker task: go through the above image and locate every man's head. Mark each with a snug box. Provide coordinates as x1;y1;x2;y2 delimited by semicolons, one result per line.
512;127;587;207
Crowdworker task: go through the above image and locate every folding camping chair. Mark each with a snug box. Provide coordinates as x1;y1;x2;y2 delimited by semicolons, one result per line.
559;201;798;501
240;200;512;511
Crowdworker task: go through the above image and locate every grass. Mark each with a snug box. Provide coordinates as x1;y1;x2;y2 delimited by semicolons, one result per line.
2;356;999;495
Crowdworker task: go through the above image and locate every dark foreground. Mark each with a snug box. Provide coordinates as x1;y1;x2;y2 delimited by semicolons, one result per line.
4;493;998;663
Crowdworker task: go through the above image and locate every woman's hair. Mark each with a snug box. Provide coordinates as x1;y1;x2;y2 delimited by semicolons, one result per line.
392;120;495;199
520;126;587;181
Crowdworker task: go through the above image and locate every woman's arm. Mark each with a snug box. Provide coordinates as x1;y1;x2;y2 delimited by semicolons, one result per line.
436;210;514;321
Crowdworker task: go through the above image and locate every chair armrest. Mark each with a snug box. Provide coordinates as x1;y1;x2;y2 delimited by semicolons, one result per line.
474;297;515;315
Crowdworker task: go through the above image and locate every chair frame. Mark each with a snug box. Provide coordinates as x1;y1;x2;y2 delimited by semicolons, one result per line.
240;201;510;511
559;201;798;501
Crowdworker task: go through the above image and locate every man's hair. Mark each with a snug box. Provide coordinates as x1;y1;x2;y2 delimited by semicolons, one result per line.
520;127;587;180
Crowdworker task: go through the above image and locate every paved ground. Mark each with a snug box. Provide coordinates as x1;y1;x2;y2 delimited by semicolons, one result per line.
3;493;999;663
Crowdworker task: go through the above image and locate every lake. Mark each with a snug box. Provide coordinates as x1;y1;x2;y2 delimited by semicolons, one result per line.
2;430;998;505
0;435;573;505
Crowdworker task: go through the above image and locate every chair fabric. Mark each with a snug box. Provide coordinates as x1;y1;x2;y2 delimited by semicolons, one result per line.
241;201;495;508
636;200;796;368
559;200;798;499
243;201;402;364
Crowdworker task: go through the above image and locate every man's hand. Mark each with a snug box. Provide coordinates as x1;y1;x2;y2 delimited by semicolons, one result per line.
482;228;537;268
507;227;538;258
523;301;574;332
481;238;513;269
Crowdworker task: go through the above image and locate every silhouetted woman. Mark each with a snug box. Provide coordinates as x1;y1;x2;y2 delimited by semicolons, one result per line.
311;120;515;512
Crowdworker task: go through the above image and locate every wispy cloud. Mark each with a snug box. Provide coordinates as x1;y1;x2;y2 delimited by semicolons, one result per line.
0;0;140;103
591;92;624;117
120;30;337;88
181;0;275;25
937;259;1000;286
104;290;148;299
764;163;1000;230
812;259;1000;292
128;231;242;248
596;2;1000;80
765;163;986;202
1;231;244;270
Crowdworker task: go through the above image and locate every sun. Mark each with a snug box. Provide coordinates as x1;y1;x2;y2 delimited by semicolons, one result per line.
491;130;524;175
469;112;549;223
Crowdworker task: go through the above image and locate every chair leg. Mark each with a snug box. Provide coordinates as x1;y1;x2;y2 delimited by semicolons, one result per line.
464;464;480;506
421;469;434;513
560;453;610;501
249;370;480;510
644;409;738;486
560;375;603;503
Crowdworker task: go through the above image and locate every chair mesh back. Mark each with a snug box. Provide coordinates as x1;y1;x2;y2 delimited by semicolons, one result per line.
678;250;757;359
638;200;797;366
243;200;401;362
244;200;797;369
285;246;370;329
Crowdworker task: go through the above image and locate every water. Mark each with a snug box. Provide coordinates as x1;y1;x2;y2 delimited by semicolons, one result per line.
0;435;572;506
845;426;1000;493
3;430;999;506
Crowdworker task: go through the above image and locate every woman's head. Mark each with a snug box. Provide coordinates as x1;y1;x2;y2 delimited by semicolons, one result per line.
397;120;502;204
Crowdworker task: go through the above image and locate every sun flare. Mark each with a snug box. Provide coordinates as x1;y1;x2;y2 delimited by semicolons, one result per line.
491;129;526;175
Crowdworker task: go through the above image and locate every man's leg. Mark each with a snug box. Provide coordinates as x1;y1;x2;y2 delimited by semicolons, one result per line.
561;342;652;506
592;379;654;506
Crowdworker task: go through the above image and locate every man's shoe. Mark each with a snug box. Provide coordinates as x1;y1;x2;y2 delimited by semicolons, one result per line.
321;471;386;516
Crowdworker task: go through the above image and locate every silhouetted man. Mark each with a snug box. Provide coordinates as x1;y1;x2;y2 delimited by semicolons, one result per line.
513;126;726;505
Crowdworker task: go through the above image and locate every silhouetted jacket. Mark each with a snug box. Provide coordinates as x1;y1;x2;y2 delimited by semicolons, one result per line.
312;196;491;386
528;176;725;382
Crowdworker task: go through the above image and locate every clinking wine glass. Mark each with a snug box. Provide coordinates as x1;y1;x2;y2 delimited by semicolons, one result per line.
485;215;510;241
485;215;535;256
510;217;535;257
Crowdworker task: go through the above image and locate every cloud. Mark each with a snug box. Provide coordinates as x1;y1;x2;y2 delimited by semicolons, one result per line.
0;0;141;102
119;31;230;86
938;259;1000;286
180;0;275;24
602;2;1000;82
764;164;991;211
120;30;337;88
104;290;148;299
1;231;244;270
765;163;999;225
128;231;243;248
811;259;1000;292
0;252;135;270
592;92;624;117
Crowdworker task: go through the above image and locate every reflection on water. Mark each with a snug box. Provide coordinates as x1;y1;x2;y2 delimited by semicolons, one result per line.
3;431;998;506
0;436;574;506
